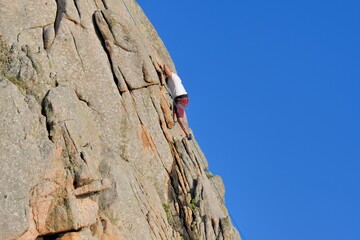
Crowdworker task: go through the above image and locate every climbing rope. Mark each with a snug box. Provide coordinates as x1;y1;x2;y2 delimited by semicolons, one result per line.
121;0;137;24
163;84;247;240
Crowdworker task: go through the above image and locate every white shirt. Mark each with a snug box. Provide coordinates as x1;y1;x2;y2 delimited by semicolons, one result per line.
167;72;187;98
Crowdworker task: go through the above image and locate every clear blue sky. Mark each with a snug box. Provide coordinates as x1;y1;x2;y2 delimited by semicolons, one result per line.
136;1;360;239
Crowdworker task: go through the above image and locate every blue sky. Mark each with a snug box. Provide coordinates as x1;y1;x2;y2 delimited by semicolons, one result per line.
136;1;360;239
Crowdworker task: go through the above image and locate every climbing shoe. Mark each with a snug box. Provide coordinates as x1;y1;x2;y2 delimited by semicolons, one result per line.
187;134;192;141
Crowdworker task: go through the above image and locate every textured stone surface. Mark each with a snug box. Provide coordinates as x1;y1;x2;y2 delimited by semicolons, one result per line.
0;1;240;239
0;77;54;240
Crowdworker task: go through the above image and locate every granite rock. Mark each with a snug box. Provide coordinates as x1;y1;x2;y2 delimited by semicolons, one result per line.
0;1;240;239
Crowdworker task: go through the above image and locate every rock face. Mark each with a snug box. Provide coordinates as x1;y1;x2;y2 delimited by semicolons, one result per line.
0;1;240;239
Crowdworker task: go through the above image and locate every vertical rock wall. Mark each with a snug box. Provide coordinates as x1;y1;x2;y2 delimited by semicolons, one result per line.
0;0;240;239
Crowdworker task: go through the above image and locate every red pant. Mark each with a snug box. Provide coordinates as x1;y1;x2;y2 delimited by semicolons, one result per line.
175;97;189;118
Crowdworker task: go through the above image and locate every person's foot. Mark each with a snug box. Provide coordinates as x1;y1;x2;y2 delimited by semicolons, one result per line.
187;134;192;141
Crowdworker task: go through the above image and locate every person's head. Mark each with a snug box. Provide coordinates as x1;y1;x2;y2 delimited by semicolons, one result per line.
163;64;172;78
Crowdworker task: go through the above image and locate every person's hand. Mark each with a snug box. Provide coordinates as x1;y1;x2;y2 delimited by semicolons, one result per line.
163;64;172;78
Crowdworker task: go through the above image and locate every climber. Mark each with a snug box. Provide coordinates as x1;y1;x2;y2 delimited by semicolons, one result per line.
163;64;192;141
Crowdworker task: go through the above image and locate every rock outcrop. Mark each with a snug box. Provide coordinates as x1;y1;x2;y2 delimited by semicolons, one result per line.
0;0;240;239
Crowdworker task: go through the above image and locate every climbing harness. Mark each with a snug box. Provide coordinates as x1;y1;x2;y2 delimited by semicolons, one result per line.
163;85;188;118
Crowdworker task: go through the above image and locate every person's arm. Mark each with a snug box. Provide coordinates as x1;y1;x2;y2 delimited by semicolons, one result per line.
163;64;177;121
163;64;173;78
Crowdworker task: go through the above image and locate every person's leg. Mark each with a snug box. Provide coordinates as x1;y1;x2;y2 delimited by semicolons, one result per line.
175;97;192;140
178;117;191;138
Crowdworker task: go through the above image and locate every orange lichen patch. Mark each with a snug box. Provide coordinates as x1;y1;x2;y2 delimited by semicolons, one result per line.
160;118;172;143
30;181;62;234
140;125;151;149
140;124;157;154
